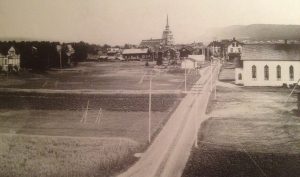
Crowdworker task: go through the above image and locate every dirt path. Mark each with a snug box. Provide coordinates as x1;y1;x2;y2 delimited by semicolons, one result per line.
118;63;221;177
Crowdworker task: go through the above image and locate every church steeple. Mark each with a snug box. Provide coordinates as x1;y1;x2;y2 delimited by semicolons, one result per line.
166;14;169;30
162;14;174;46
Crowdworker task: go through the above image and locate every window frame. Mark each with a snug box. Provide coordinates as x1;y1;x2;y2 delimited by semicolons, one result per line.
264;65;269;80
289;65;294;81
238;73;242;80
276;65;281;80
252;65;257;80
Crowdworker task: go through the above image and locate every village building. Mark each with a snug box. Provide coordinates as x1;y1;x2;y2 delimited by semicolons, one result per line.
235;44;300;86
181;58;196;69
178;46;194;58
0;46;20;72
208;41;223;57
176;43;206;59
122;48;151;60
225;38;243;62
181;55;205;69
107;47;121;56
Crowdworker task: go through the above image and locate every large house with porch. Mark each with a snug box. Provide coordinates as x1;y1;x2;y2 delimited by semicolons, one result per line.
0;46;20;72
235;44;300;86
225;38;243;61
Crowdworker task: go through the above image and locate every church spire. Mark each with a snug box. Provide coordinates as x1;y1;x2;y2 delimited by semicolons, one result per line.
166;14;169;29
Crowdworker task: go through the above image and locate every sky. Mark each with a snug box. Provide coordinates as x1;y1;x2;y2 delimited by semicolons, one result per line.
0;0;300;45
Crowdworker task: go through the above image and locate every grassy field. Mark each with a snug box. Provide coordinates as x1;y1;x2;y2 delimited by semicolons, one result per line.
0;134;139;177
183;82;300;177
0;109;174;144
0;61;199;91
0;61;202;176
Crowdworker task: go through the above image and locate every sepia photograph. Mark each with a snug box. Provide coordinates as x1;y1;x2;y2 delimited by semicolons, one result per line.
0;0;299;176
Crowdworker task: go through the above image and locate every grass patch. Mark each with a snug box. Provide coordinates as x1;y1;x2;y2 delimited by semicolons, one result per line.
183;83;300;177
0;134;139;177
0;92;183;112
182;143;300;177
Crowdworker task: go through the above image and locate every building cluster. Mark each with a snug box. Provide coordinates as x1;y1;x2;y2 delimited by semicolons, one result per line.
3;14;299;88
0;46;20;72
102;15;208;67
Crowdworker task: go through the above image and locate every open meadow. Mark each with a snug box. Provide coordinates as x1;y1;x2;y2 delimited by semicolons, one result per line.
0;61;202;177
0;61;199;91
0;134;138;177
183;82;300;177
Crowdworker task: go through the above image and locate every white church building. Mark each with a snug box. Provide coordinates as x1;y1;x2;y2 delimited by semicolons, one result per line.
235;44;300;86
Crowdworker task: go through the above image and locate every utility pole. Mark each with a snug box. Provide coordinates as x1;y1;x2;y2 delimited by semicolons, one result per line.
214;60;218;100
185;57;187;92
148;72;152;144
194;92;199;148
56;45;62;69
210;58;213;92
60;50;62;69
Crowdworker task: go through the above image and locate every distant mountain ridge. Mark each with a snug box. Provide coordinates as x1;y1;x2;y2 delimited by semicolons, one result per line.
209;24;300;41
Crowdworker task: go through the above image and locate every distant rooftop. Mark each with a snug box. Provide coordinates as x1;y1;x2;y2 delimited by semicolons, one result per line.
242;44;300;61
122;48;149;55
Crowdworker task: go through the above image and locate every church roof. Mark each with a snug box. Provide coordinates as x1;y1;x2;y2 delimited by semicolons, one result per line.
140;39;163;52
242;44;300;61
140;39;163;46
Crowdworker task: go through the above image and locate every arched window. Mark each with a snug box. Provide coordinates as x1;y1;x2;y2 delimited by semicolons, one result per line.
264;65;269;80
276;65;281;80
289;65;294;80
238;73;242;80
252;65;256;79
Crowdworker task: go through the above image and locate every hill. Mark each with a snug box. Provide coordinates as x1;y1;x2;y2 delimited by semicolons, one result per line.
206;24;300;41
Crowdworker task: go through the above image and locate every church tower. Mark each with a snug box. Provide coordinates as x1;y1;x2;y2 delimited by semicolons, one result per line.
162;15;174;46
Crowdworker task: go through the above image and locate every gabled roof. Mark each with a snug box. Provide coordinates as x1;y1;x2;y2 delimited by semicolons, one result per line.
8;46;16;52
122;48;149;55
242;44;300;61
228;38;244;46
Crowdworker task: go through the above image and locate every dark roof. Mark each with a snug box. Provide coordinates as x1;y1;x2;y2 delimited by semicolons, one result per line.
208;41;222;47
140;39;164;52
179;46;194;52
242;44;300;61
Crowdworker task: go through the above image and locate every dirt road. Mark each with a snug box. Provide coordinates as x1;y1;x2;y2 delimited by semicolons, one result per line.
118;62;221;177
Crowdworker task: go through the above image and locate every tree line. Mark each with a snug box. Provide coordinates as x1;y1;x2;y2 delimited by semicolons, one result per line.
0;41;121;71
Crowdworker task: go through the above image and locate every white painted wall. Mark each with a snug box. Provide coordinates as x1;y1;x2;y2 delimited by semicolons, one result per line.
181;60;195;69
235;68;243;85
227;42;242;54
0;56;20;71
242;60;300;86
